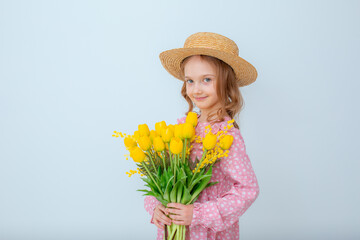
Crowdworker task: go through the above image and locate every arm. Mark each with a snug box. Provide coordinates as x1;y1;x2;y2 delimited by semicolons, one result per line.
144;195;161;224
190;128;260;232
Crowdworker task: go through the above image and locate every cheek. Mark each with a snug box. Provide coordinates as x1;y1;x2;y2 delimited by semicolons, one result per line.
185;86;192;96
204;85;216;95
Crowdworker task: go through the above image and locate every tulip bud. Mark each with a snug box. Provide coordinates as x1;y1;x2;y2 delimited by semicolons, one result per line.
167;124;175;134
133;130;140;141
138;135;151;151
130;146;146;163
138;124;150;136
149;130;157;143
203;132;217;150
170;137;183;154
174;124;184;140
161;127;174;143
219;135;234;150
186;112;198;127
153;136;165;152
124;137;137;150
155;121;167;136
182;122;195;139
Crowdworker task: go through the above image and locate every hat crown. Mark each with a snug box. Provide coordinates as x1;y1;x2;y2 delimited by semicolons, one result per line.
183;32;239;56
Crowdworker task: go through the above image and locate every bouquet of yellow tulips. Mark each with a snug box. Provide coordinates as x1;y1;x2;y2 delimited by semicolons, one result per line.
113;112;235;240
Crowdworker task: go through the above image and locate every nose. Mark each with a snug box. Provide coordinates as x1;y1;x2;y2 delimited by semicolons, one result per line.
193;82;202;94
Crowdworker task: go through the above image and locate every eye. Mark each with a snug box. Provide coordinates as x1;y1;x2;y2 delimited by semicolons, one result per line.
204;78;212;83
186;79;193;83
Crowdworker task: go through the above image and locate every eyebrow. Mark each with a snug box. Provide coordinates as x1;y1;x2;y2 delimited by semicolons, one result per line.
185;74;216;79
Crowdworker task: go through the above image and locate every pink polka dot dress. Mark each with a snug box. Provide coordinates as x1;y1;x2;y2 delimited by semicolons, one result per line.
144;114;260;239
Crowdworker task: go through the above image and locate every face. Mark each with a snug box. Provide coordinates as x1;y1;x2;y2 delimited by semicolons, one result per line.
184;55;221;115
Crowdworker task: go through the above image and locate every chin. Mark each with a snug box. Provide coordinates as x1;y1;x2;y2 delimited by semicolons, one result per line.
196;105;210;110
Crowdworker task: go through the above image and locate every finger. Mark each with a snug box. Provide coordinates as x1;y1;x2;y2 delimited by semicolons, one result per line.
157;204;166;211
157;205;170;215
167;203;183;209
155;212;172;225
168;214;183;221
166;207;182;215
159;215;172;225
172;219;186;225
153;219;163;229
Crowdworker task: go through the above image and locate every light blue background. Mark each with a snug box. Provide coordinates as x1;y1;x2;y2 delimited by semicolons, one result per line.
1;0;359;239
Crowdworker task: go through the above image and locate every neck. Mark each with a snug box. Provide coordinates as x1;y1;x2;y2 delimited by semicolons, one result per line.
197;112;231;123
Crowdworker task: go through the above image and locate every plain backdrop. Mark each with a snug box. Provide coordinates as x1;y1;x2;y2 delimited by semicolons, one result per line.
1;0;359;239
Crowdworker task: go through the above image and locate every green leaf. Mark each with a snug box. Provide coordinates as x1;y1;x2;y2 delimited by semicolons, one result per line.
186;166;213;204
181;186;192;204
170;181;180;203
176;181;184;203
163;176;174;202
141;177;157;192
189;173;212;193
206;181;219;188
152;191;168;206
157;165;162;179
183;164;193;186
137;189;150;193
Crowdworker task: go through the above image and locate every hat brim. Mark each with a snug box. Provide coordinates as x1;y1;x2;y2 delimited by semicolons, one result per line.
159;47;257;87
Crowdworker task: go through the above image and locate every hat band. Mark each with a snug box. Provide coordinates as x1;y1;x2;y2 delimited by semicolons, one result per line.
184;37;239;56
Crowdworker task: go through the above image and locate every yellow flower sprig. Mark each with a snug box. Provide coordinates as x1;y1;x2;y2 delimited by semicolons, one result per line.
191;119;235;173
126;168;145;177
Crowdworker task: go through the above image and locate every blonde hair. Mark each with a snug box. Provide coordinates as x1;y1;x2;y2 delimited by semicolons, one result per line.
179;55;244;129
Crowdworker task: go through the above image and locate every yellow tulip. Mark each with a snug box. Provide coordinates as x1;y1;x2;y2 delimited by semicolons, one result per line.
133;130;140;141
161;127;174;143
203;132;217;150
138;124;150;136
170;137;183;154
219;135;234;150
167;124;175;133
155;121;167;136
124;137;137;150
186;112;198;127
174;124;184;140
149;130;157;143
153;136;165;152
130;146;146;163
182;122;195;139
138;135;151;151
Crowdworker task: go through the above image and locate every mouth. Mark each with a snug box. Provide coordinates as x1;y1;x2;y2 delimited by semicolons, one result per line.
194;96;207;101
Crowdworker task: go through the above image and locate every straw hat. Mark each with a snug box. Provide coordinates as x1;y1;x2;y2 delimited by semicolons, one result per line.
159;32;257;87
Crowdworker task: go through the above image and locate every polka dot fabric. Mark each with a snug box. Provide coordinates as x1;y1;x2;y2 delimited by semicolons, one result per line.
144;115;260;239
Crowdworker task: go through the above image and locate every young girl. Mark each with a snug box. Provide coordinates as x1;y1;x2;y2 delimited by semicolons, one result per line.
144;32;260;240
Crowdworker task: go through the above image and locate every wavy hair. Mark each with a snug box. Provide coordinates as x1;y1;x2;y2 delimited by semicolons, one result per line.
179;55;244;129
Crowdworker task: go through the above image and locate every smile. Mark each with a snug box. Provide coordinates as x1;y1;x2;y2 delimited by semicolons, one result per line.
195;96;207;101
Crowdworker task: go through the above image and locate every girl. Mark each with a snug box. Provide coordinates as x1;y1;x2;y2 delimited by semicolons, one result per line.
144;32;260;240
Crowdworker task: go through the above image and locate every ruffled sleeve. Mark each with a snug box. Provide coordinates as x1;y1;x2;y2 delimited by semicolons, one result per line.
144;196;161;224
190;127;260;232
176;116;187;124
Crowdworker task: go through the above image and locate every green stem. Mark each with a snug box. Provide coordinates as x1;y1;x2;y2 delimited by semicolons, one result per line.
183;225;186;240
147;150;157;175
142;161;163;195
161;151;166;170
182;138;187;164
167;143;173;170
168;223;177;239
189;149;208;185
174;154;178;184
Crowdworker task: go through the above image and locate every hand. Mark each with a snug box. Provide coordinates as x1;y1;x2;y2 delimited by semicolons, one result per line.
152;203;172;229
165;203;194;226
